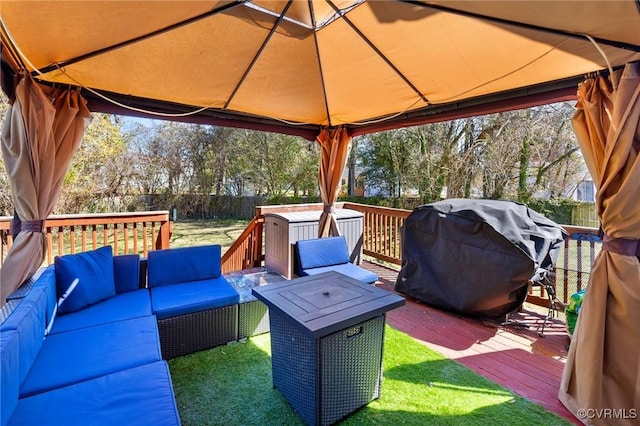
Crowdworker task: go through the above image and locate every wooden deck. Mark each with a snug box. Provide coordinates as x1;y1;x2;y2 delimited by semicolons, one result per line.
362;260;579;425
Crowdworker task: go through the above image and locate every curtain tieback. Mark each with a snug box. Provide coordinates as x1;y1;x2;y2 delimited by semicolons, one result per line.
602;234;640;257
10;218;45;236
323;205;335;214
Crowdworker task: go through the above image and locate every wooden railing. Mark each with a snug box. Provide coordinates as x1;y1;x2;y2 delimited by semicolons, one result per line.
220;203;340;273
0;211;171;267
221;216;264;274
342;202;409;265
2;204;601;310
549;225;601;304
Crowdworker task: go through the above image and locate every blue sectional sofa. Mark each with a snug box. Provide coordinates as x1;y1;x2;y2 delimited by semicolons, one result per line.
295;236;379;284
1;244;241;426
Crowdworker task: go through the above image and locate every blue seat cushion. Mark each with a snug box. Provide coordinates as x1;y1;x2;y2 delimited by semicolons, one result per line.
296;236;351;270
1;330;19;426
148;245;222;288
113;254;141;294
30;266;58;328
49;290;152;334
150;277;239;320
301;263;379;284
0;287;48;384
19;316;162;397
9;361;181;426
54;246;116;314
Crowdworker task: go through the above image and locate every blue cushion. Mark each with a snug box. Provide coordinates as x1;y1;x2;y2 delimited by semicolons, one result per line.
1;330;19;426
0;288;47;384
50;290;152;334
30;266;57;327
150;277;239;319
9;361;181;426
19;316;162;397
148;245;221;288
54;246;116;314
296;236;351;270
301;263;379;284
113;254;141;294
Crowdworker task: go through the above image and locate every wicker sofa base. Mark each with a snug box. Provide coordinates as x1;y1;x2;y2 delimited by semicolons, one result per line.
157;304;238;359
238;300;270;340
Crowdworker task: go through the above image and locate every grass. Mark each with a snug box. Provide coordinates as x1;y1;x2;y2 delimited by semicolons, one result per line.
169;326;570;426
170;219;250;252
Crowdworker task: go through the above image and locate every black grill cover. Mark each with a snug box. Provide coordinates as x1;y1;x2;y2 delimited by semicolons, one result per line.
395;199;567;319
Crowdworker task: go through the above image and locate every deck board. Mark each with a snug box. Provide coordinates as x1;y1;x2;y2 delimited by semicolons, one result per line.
362;260;579;424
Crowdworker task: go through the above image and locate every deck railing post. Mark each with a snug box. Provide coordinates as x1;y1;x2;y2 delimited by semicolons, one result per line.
156;219;171;250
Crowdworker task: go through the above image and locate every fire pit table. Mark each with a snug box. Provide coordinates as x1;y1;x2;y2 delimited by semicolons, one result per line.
252;270;405;426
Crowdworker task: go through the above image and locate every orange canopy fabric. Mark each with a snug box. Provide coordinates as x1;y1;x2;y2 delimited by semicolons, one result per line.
2;1;640;137
0;75;91;303
559;62;640;425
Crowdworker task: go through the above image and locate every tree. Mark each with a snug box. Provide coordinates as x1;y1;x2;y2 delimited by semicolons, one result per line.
474;103;580;202
358;130;415;198
0;93;11;215
129;121;192;197
56;114;132;213
240;130;318;197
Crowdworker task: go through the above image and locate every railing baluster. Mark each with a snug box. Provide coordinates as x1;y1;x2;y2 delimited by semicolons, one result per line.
123;223;129;254
133;222;138;254
92;224;98;250
151;222;157;253
57;226;64;257
103;224;109;247
70;225;76;254
563;238;570;306
112;223;119;255
46;229;53;265
576;240;583;292
81;225;87;252
143;222;149;258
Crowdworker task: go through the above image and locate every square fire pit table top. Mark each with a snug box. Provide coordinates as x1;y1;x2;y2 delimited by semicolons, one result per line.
252;271;405;338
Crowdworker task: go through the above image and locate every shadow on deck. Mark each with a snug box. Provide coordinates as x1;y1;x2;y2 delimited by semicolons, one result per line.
362;260;579;425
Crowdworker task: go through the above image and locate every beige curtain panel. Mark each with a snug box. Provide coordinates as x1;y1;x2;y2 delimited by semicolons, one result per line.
0;75;91;305
559;62;640;425
316;127;351;238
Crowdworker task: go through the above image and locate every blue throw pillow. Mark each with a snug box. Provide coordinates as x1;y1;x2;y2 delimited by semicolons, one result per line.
54;246;116;314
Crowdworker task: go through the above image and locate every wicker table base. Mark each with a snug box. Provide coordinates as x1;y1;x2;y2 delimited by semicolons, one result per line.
225;267;285;340
270;310;385;425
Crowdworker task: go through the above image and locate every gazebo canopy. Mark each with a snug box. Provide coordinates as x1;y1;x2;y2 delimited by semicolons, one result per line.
2;0;640;139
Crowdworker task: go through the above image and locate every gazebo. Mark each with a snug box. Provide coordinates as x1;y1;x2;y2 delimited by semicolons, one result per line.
1;2;640;424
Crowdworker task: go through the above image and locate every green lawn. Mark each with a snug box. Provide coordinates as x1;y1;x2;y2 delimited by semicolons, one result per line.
169;327;570;426
170;219;250;252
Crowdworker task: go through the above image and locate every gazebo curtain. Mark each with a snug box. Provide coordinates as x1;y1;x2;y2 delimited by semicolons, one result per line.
316;127;351;238
0;74;91;305
559;62;640;425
